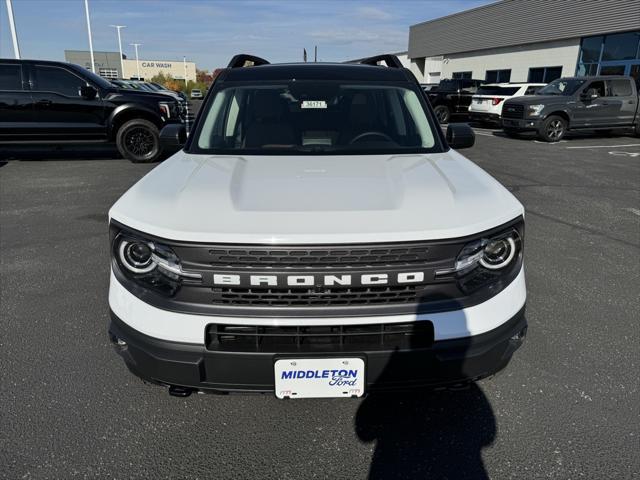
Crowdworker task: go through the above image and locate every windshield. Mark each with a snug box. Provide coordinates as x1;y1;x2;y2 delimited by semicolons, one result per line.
537;79;586;96
192;82;439;155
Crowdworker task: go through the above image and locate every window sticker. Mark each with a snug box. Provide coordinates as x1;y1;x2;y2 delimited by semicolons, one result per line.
301;100;327;109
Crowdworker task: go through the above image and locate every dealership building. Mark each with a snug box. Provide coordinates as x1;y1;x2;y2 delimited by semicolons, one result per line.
64;50;196;82
408;0;640;84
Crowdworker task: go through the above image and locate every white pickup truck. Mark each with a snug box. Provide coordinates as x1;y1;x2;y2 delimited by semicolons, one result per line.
108;54;527;398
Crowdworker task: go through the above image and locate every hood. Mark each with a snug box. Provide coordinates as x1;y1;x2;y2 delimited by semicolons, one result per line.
109;151;524;244
506;94;573;105
109;88;177;102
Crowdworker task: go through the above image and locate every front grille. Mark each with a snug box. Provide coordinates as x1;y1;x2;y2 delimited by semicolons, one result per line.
205;245;435;269
211;285;450;307
112;217;524;317
180;100;195;133
502;103;524;119
206;322;434;352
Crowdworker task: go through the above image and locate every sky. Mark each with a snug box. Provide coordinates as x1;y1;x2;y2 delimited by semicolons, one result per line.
1;0;491;71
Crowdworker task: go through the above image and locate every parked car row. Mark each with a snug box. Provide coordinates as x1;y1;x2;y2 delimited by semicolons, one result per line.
111;79;188;102
1;57;638;164
502;76;640;141
423;75;640;141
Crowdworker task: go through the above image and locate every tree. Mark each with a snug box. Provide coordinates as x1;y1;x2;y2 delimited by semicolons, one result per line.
150;71;210;95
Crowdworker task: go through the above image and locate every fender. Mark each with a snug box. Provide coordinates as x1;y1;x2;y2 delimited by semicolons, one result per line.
540;108;571;126
107;103;161;134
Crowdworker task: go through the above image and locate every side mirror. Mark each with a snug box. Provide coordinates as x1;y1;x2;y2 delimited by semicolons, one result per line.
160;124;187;150
79;85;98;100
581;89;599;101
446;123;475;149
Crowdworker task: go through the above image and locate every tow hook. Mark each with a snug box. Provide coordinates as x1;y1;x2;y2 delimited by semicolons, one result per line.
168;385;194;397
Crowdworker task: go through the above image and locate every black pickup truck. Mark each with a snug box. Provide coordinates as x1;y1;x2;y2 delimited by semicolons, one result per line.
427;78;485;123
501;76;640;142
0;59;189;162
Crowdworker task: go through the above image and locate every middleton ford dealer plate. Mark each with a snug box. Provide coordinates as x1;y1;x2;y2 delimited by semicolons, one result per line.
274;358;365;399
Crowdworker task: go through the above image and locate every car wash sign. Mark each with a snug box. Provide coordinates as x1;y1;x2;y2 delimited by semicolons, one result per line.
141;61;174;69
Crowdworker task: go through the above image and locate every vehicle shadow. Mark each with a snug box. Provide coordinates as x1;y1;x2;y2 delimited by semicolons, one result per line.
491;127;634;142
355;300;497;479
0;145;120;161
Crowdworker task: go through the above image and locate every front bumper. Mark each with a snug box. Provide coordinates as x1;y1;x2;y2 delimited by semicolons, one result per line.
502;117;542;131
108;306;527;394
469;112;501;123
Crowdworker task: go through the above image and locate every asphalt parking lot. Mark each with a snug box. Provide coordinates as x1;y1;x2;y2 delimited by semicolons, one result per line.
1;127;639;479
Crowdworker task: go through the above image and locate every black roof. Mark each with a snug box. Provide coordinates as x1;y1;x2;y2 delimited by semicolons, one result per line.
222;63;413;82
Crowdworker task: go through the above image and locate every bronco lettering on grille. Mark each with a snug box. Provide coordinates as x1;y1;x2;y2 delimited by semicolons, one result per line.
212;272;426;287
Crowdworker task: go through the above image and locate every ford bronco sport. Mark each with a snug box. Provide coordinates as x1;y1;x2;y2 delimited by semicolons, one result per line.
108;54;527;398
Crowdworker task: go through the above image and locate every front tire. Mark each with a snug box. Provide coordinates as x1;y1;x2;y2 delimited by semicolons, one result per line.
537;115;567;142
434;105;451;124
116;119;161;163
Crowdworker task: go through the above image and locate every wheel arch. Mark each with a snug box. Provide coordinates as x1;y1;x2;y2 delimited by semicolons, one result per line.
108;105;163;140
543;110;571;128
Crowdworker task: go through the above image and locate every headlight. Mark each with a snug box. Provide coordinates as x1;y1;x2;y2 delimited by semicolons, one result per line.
119;239;155;273
454;240;486;273
113;231;201;296
158;102;172;118
479;236;516;270
438;227;522;277
527;104;544;117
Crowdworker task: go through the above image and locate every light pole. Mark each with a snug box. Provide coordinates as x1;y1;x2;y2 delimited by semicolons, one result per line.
84;0;95;73
130;43;142;80
109;25;126;79
183;56;188;87
5;0;21;59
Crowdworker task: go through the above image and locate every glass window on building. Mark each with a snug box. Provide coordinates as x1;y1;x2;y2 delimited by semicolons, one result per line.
576;63;598;77
99;68;119;79
580;36;603;63
528;66;562;83
600;65;626;76
601;31;640;61
485;69;511;83
452;71;472;79
577;31;640;77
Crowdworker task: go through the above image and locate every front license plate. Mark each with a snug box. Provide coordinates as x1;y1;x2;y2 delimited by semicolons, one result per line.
274;358;365;399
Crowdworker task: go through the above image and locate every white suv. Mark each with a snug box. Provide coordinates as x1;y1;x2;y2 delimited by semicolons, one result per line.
108;54;527;398
469;83;544;123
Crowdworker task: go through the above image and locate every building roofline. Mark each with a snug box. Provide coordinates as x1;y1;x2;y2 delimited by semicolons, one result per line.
408;0;640;59
409;0;503;29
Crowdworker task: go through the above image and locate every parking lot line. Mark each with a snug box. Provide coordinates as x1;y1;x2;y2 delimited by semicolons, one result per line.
471;127;498;133
473;132;496;137
566;144;640;149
